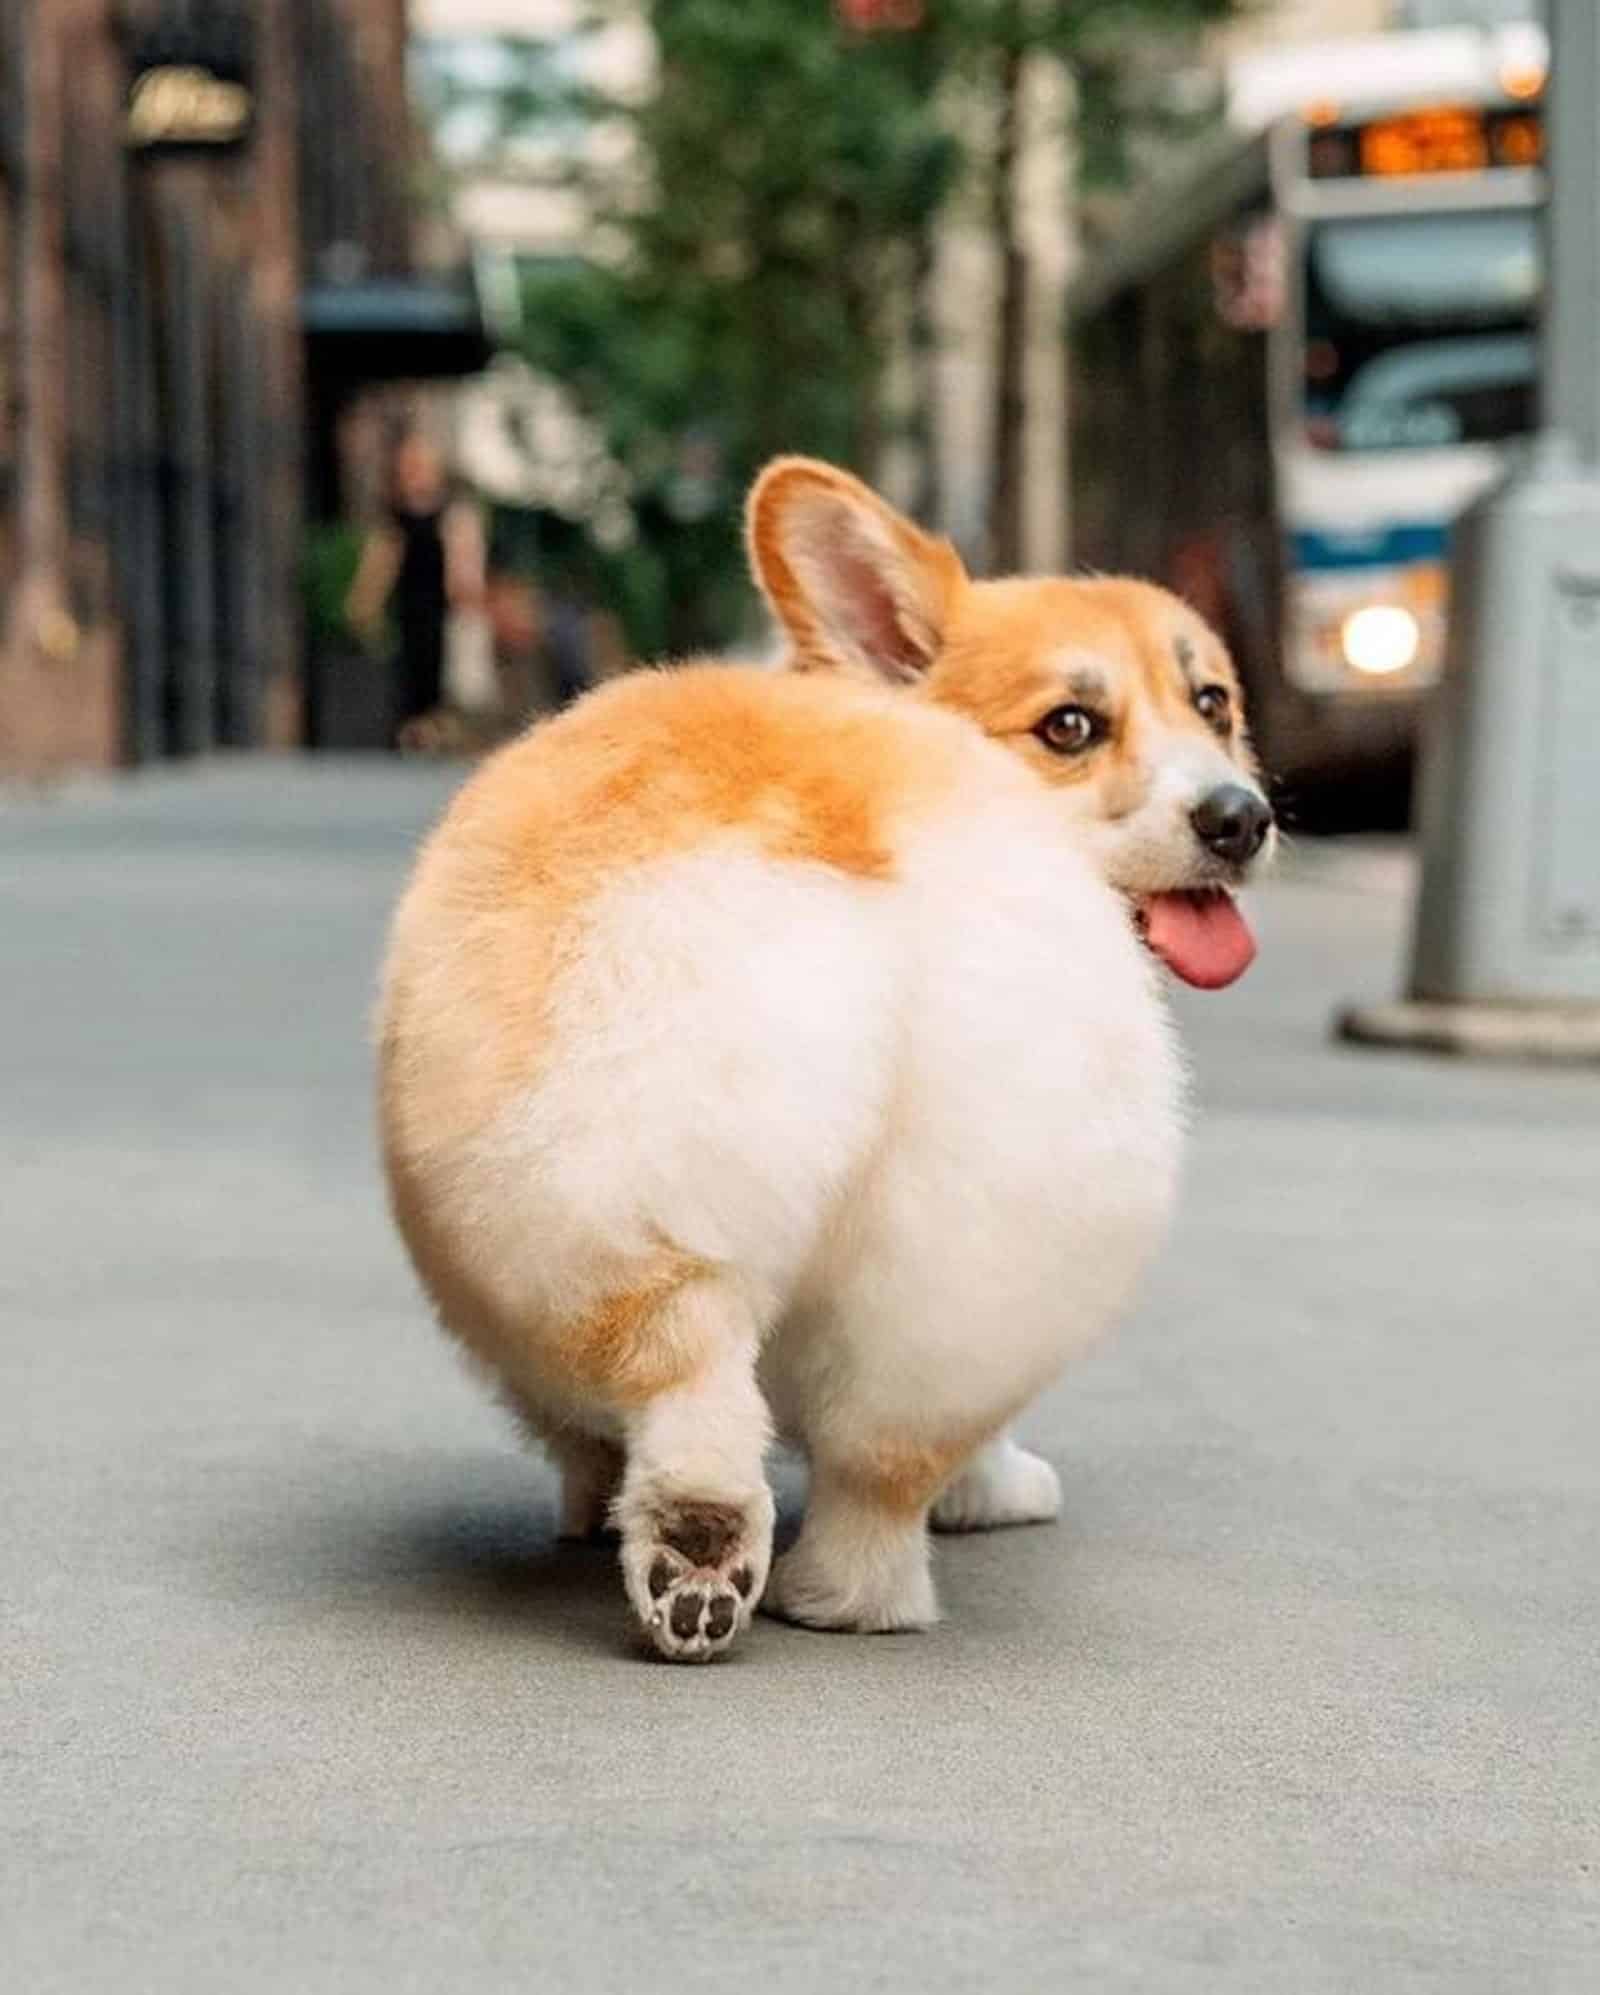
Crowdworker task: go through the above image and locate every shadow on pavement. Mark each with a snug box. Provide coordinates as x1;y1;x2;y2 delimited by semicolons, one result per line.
202;1450;634;1661
201;1445;827;1669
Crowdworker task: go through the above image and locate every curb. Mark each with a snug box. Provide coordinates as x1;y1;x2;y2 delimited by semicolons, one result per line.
1336;1000;1600;1065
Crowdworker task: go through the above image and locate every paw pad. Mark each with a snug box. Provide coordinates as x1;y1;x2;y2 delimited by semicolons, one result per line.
630;1496;765;1663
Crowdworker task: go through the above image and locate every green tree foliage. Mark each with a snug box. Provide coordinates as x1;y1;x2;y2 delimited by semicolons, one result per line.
493;0;1239;654
632;1;960;472
512;1;958;655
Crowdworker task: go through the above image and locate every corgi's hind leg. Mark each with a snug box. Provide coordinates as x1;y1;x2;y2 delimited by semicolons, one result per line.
613;1284;775;1663
930;1432;1061;1534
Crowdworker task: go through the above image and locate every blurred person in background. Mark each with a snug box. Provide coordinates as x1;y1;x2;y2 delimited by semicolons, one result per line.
347;432;487;749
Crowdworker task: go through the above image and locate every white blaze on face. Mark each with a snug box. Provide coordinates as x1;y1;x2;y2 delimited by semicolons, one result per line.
1095;717;1267;989
1095;722;1248;898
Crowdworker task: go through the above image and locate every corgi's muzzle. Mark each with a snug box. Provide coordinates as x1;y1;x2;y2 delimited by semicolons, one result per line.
1131;783;1273;991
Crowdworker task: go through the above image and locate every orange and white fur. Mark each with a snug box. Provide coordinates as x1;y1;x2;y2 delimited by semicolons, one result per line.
379;458;1273;1662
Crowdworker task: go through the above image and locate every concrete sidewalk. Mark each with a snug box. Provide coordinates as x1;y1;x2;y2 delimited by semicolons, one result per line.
4;760;1597;1992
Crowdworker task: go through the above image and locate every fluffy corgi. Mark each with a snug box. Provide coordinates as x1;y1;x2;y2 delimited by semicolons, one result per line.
378;457;1272;1661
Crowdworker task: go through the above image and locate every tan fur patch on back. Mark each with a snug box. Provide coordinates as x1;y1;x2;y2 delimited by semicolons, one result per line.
380;666;961;1163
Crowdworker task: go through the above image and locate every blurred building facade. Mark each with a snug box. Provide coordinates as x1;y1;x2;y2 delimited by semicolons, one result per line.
0;0;486;777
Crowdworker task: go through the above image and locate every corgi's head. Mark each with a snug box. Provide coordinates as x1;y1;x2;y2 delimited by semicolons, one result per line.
747;456;1273;989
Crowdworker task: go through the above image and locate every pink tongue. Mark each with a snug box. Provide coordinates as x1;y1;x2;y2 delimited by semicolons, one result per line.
1142;891;1257;990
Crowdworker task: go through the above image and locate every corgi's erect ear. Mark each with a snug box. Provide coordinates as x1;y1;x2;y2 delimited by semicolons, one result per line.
746;457;966;682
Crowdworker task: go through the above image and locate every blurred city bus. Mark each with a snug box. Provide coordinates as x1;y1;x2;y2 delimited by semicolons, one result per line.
1067;24;1546;802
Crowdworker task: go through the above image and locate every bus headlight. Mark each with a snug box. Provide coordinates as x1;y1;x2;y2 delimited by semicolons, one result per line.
1340;604;1420;677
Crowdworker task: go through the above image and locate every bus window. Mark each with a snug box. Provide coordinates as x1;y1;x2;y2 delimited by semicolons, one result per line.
1303;209;1538;450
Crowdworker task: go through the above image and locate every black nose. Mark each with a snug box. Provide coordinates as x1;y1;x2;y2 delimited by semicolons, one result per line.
1190;785;1273;866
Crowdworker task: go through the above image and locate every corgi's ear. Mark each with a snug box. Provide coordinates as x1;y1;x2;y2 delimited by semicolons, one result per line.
746;457;966;682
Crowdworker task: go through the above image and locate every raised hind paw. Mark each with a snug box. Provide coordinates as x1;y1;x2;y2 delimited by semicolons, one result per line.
619;1491;774;1662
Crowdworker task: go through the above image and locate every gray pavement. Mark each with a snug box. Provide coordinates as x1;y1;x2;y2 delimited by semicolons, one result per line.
4;758;1597;1993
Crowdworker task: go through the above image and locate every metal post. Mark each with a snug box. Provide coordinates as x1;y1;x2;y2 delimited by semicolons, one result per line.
1541;0;1600;467
1340;0;1600;1061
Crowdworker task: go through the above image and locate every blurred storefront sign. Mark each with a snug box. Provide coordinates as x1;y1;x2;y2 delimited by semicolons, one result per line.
126;65;253;152
122;0;255;152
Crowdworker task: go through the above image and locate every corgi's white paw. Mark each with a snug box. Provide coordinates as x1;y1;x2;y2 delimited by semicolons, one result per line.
931;1439;1061;1534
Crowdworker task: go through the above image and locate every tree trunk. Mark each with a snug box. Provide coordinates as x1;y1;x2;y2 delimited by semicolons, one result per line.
832;192;882;477
846;270;883;477
908;216;943;527
988;39;1026;574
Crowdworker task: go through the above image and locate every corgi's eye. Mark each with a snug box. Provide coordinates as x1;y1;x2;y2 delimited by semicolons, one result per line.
1194;685;1231;731
1035;705;1104;755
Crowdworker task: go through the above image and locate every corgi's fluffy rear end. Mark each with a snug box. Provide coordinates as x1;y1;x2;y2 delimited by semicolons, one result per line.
379;458;1271;1660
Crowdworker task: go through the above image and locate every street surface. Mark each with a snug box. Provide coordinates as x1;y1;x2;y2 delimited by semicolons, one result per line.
4;758;1597;1992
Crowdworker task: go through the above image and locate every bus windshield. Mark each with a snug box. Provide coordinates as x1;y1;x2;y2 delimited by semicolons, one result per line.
1302;210;1539;452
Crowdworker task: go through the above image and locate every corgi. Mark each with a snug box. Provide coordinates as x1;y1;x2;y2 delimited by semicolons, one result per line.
378;457;1272;1662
